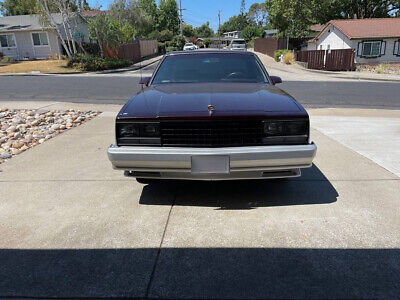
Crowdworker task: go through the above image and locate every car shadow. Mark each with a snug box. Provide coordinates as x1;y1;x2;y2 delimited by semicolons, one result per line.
139;164;338;209
1;248;398;298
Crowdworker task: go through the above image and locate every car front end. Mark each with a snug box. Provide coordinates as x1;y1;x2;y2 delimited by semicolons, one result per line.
108;118;316;180
107;51;316;181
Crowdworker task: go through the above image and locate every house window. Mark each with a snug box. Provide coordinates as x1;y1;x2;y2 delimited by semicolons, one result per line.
362;41;381;57
32;32;49;46
0;34;16;48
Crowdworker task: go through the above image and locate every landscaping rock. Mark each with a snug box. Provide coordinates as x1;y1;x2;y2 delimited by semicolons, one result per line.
0;108;100;164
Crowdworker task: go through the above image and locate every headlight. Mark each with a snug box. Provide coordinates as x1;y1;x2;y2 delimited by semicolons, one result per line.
264;122;284;135
119;124;139;137
263;120;308;136
140;123;159;137
117;122;161;146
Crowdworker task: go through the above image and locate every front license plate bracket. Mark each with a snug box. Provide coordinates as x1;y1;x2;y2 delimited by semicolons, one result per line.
191;155;230;174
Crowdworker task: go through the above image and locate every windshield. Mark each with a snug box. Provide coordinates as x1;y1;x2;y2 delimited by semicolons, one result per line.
232;40;245;45
152;53;267;84
185;43;193;46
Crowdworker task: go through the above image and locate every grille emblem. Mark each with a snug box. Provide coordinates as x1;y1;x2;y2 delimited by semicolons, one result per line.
208;105;214;115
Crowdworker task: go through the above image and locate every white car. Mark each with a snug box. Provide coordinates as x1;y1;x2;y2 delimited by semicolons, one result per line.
228;39;246;51
183;43;196;51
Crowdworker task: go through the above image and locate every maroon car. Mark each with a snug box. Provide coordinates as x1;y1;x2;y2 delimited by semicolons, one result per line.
108;50;316;183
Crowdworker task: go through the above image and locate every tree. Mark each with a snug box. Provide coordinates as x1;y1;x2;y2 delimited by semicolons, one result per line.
248;2;267;26
241;25;263;42
340;0;400;19
182;24;195;37
240;0;246;15
265;0;400;38
265;0;326;38
88;15;134;48
159;29;174;42
0;0;38;15
194;22;214;38
218;14;249;35
158;0;179;34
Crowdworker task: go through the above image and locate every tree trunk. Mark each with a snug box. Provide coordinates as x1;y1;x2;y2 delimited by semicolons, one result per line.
95;27;105;58
38;0;73;60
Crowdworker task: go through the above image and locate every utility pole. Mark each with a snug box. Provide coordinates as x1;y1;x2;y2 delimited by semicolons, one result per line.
218;10;221;49
179;0;186;35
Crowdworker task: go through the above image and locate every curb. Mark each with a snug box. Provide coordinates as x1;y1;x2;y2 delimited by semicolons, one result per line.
0;55;162;77
291;63;400;82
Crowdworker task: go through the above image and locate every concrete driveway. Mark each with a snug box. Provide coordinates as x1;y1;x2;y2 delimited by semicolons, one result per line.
0;102;399;299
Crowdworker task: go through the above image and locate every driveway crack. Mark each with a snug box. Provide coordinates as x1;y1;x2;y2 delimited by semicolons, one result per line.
145;184;177;298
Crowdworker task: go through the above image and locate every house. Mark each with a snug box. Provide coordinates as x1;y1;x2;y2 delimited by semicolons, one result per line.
308;18;400;63
0;13;93;60
262;29;278;38
222;31;242;38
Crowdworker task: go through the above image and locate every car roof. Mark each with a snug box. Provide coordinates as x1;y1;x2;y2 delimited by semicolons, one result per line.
165;50;254;57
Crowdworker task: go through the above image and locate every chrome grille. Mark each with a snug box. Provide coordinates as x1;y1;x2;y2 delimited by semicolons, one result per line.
161;120;264;147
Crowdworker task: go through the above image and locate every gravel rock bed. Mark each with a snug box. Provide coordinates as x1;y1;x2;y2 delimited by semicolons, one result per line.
0;108;100;164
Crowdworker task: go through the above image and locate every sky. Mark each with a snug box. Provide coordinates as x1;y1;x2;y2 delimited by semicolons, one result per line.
87;0;262;31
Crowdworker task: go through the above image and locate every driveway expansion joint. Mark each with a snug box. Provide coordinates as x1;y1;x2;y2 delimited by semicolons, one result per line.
145;186;177;298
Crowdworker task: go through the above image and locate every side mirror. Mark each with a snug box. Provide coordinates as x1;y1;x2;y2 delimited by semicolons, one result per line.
270;76;282;84
139;76;151;86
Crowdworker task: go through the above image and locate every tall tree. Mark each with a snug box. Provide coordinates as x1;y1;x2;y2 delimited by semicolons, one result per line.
109;0;154;38
0;0;38;15
182;24;195;37
158;0;179;34
248;2;267;26
265;0;400;38
218;14;249;35
194;22;214;37
240;0;246;15
341;0;400;19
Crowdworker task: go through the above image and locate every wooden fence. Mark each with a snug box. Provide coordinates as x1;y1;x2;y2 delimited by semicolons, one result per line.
104;39;158;61
296;49;355;71
254;38;288;57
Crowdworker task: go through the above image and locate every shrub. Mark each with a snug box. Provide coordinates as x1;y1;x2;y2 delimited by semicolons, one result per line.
273;49;291;62
68;54;132;71
158;42;167;54
282;52;294;64
168;35;186;50
159;29;174;42
1;56;12;62
166;46;178;53
376;64;389;74
82;42;101;56
203;38;211;48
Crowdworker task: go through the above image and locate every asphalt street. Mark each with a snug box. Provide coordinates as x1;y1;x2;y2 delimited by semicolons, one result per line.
1;63;400;109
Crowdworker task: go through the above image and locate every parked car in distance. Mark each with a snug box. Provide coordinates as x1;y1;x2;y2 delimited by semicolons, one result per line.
228;39;246;51
108;50;317;183
183;43;196;51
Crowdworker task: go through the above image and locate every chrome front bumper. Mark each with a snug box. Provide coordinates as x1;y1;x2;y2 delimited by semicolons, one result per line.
107;143;317;180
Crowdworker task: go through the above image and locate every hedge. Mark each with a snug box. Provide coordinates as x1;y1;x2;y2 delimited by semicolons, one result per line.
68;54;132;71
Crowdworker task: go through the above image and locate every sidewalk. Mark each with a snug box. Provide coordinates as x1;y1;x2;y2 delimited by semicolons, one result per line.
253;50;400;82
0;54;162;76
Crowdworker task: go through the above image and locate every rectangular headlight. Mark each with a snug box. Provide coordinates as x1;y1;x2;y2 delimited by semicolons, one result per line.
263;120;308;136
117;122;161;146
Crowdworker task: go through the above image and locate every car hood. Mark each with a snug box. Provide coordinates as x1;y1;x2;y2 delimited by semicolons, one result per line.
119;82;305;119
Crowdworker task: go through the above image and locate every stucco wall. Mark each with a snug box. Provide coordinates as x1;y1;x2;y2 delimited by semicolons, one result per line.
317;26;352;50
1;30;61;60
